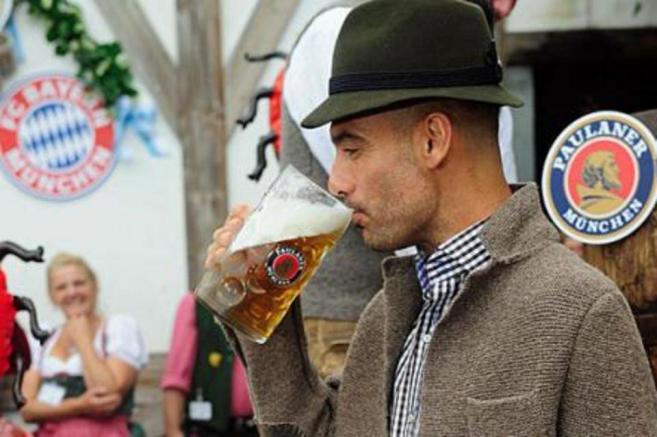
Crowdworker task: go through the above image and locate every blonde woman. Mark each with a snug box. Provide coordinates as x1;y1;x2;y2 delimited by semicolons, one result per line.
20;253;147;437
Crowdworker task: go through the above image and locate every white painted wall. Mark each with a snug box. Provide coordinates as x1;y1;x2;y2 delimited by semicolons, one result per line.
506;0;657;33
3;2;187;352
221;0;259;64
137;0;178;63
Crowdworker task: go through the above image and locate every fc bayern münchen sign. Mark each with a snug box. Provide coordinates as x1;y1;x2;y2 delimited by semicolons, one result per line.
0;74;116;201
542;111;657;245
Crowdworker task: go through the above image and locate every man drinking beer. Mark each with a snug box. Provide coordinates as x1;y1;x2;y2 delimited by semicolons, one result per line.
205;0;657;435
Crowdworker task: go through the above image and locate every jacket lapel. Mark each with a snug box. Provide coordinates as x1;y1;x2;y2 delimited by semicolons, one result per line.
381;256;423;411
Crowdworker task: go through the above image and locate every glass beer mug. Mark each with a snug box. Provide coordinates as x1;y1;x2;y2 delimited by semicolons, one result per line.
195;165;352;343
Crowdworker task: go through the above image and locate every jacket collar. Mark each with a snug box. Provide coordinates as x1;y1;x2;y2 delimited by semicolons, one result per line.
479;183;560;264
381;183;559;279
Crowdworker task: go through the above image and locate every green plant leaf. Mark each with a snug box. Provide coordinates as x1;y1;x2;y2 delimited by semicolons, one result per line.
27;0;140;107
633;2;643;15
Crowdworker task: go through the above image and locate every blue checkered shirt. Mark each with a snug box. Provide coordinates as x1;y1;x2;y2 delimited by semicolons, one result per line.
389;221;491;436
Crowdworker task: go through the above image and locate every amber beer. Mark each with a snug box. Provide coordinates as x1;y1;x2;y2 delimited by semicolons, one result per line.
195;165;351;343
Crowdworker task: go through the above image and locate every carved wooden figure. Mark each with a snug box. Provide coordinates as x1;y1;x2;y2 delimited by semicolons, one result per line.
0;241;49;408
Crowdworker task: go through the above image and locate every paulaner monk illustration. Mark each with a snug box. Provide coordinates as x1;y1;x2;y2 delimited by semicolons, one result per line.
577;150;625;214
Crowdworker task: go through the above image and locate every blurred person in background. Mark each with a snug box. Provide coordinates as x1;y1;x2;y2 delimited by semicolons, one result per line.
20;253;147;437
161;292;255;437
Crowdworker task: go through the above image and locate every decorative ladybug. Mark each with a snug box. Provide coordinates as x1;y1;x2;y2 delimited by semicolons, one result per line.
236;51;287;181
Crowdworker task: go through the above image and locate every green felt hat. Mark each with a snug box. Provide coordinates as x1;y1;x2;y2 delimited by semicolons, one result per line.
302;0;523;128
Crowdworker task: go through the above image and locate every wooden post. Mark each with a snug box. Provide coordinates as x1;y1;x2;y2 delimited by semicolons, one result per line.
583;109;657;383
176;0;227;286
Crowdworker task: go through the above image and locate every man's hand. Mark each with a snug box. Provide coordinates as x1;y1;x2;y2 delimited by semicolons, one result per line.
77;386;122;417
205;204;251;270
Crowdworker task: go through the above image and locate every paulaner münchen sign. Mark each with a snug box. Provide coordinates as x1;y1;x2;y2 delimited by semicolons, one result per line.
542;111;657;245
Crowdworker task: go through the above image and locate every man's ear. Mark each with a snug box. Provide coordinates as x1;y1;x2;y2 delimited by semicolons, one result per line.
416;111;452;170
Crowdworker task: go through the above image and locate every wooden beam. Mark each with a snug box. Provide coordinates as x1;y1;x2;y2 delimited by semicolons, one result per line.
93;0;177;128
224;0;300;139
177;0;227;285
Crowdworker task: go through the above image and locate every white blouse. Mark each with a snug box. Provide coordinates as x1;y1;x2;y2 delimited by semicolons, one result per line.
30;314;148;378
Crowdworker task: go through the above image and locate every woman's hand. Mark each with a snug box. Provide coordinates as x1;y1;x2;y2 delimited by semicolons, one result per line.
20;370;121;422
66;315;138;396
63;315;95;348
205;204;251;269
76;386;122;417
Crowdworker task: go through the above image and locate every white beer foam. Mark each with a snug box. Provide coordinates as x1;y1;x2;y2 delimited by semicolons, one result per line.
229;196;351;253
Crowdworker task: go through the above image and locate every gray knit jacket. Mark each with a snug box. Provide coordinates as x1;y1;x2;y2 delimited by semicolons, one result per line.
228;183;657;436
280;104;389;321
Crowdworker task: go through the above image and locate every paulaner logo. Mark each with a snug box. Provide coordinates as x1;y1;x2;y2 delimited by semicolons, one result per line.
542;111;657;245
266;246;305;287
0;74;115;201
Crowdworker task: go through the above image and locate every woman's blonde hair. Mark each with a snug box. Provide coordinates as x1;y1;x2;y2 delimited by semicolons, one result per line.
47;252;98;293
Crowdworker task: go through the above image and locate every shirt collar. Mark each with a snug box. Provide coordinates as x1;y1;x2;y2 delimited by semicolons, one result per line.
414;220;490;299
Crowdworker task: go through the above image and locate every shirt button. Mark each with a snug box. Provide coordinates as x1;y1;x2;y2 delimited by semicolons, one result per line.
422;334;432;343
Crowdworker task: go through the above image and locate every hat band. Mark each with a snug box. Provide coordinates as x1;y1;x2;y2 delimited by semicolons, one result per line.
329;64;503;95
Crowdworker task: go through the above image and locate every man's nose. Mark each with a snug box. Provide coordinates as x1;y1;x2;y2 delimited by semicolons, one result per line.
328;160;354;199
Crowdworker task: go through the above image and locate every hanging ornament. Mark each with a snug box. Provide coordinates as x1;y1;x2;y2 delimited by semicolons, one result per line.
114;96;166;160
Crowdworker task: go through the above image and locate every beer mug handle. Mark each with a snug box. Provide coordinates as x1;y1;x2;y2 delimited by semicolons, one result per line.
195;270;222;301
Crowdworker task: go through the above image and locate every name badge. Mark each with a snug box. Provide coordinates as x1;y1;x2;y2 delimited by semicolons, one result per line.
189;401;213;421
37;383;66;405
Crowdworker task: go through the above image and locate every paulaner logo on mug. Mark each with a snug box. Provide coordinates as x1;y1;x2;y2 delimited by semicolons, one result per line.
542;111;657;245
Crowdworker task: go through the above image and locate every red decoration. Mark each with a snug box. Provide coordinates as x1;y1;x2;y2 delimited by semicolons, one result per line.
0;242;47;409
236;52;287;181
0;269;16;377
269;68;285;156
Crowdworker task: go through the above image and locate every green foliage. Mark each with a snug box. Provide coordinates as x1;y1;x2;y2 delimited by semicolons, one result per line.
634;1;643;16
19;0;138;106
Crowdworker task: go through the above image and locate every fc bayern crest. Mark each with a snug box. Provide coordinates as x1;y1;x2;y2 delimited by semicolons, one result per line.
542;111;657;245
0;74;115;201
